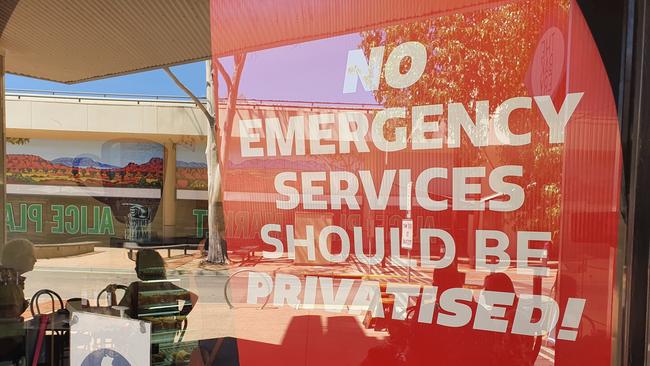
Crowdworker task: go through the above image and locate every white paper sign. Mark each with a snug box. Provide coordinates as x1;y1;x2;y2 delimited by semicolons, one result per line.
401;219;413;250
70;311;151;366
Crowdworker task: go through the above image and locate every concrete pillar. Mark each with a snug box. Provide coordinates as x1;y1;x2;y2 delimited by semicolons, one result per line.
0;52;5;249
162;141;176;243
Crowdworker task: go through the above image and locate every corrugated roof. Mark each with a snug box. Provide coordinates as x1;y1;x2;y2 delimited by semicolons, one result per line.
0;0;211;84
0;0;506;84
211;0;510;58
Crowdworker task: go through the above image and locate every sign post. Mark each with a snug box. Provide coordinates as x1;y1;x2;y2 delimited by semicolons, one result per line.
402;182;413;283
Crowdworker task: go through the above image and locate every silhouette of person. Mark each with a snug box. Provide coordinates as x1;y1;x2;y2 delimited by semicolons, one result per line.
480;272;538;366
1;239;37;277
0;239;37;364
119;249;197;355
408;270;538;365
362;261;476;366
410;261;482;366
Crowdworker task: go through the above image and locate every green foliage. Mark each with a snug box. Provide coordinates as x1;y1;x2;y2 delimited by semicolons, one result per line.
6;138;30;145
360;0;569;242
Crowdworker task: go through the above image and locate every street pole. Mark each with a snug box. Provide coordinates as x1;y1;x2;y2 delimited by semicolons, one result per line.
405;181;413;284
0;51;6;250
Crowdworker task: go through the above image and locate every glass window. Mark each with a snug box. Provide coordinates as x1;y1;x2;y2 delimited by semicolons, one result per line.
0;1;625;365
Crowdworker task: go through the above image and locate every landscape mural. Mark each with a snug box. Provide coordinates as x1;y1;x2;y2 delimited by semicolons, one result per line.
6;138;164;188
176;142;208;190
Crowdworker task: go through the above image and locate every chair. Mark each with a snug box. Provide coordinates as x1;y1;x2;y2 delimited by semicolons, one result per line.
96;284;128;307
175;317;188;343
29;289;64;317
28;289;67;365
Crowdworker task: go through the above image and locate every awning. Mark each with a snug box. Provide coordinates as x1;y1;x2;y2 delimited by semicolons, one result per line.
0;0;210;84
0;0;505;84
211;0;509;57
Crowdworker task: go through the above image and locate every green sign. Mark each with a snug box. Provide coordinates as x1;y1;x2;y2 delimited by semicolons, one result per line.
193;209;208;238
6;203;115;235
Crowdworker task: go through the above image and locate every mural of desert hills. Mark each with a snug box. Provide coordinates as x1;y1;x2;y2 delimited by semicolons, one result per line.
7;154;163;188
175;160;207;190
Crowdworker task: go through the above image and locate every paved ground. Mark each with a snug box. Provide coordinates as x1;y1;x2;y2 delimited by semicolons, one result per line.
23;247;557;365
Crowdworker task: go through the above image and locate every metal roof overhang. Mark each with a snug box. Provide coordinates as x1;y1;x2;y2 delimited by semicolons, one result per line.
0;0;506;84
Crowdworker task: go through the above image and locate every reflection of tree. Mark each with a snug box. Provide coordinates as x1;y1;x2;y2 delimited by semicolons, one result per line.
6;138;30;145
360;0;568;244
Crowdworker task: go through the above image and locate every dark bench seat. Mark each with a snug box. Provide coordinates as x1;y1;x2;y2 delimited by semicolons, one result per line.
123;242;198;260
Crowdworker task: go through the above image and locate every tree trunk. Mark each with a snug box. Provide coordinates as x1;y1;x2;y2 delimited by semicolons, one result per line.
205;61;226;264
205;120;226;264
205;55;246;264
163;62;233;264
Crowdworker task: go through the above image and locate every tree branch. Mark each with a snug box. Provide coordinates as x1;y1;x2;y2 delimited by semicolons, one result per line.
220;53;247;163
163;66;214;123
234;53;247;73
214;60;233;92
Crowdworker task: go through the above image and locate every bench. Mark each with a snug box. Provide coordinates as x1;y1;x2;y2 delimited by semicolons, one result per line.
229;245;258;265
34;241;98;259
123;242;199;261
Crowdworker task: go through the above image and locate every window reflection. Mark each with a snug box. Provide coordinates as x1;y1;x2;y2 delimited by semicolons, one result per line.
0;0;622;365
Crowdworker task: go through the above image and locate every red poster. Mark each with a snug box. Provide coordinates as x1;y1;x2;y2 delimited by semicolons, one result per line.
211;1;621;364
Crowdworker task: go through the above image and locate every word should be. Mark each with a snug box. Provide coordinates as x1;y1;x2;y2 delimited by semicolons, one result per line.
262;225;551;276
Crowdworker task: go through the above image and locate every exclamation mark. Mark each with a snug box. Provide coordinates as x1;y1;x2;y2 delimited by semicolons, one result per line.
557;298;586;341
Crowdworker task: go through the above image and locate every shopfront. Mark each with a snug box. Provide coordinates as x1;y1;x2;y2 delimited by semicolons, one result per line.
2;0;650;365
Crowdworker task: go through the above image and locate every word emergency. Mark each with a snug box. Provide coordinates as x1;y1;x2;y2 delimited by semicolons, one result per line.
238;93;583;158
